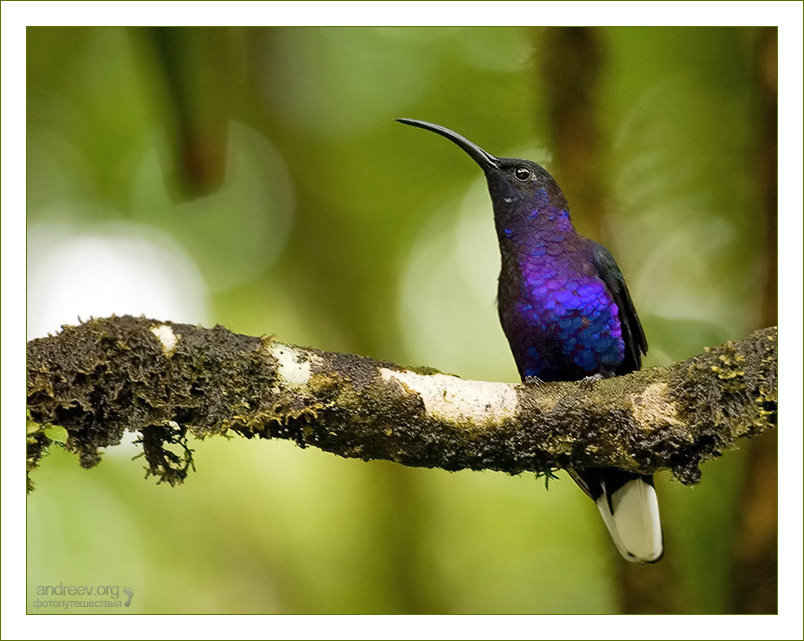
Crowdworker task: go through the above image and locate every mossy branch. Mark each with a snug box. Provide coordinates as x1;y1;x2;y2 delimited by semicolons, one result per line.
26;316;777;491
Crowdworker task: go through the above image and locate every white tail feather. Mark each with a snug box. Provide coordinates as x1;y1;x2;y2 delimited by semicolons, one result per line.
595;478;663;563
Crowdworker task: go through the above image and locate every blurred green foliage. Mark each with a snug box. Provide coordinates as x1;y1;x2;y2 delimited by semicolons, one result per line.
27;26;774;613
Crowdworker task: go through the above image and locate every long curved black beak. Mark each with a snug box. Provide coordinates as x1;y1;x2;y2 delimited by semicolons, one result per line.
396;118;499;173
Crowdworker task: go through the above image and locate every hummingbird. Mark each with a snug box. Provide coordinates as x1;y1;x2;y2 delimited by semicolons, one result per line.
397;118;662;563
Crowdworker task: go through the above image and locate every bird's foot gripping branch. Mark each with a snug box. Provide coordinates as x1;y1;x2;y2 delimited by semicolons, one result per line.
26;316;776;491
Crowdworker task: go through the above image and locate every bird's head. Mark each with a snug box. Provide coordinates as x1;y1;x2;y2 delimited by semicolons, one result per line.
396;118;570;232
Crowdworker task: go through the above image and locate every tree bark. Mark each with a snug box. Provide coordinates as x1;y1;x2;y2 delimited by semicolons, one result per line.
26;316;777;492
728;26;779;615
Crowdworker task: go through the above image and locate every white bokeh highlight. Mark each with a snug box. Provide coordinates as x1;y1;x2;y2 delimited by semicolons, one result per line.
27;221;209;339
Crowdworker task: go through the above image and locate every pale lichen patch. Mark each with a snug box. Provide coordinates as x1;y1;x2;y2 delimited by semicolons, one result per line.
631;382;685;433
270;344;320;389
380;369;518;426
150;324;178;356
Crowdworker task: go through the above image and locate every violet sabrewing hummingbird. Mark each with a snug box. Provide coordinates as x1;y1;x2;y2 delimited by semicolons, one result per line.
397;118;662;563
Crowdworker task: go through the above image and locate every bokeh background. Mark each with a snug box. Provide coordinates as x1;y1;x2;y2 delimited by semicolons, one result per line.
26;26;777;614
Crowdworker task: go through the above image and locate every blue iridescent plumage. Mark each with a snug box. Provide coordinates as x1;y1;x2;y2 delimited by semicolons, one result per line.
398;118;663;563
494;183;634;383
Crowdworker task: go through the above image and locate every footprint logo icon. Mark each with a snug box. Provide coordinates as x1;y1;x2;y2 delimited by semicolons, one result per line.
123;586;134;607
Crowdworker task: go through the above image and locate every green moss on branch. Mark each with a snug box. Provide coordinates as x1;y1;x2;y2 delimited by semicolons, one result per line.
26;316;777;491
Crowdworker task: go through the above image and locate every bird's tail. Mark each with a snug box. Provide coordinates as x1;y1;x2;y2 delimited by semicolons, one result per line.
569;469;664;564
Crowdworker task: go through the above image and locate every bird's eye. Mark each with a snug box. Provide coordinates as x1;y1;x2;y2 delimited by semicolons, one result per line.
514;167;531;181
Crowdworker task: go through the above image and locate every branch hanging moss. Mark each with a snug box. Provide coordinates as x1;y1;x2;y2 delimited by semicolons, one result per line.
26;316;777;491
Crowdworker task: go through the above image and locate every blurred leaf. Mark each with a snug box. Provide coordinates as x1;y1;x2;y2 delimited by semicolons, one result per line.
43;425;69;444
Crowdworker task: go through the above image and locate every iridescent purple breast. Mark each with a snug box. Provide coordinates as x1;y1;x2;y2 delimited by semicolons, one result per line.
497;213;626;381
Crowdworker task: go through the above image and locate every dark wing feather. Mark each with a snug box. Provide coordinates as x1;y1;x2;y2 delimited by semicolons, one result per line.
589;240;647;374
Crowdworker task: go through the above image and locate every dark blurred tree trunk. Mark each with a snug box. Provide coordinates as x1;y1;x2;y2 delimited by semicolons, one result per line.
537;26;683;613
754;29;778;330
728;26;778;615
538;27;606;242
